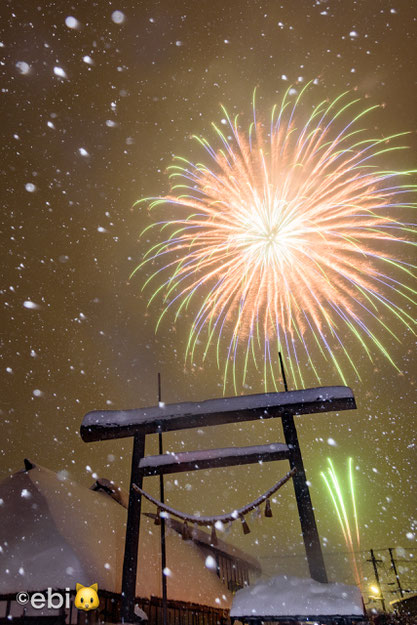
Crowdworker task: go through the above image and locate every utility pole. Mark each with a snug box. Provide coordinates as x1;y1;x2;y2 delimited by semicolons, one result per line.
389;547;404;598
369;549;386;612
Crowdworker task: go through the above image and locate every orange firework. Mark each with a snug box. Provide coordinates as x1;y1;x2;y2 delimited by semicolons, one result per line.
133;85;416;391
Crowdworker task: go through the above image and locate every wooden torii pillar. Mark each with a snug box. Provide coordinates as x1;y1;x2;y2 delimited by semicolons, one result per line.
80;386;356;623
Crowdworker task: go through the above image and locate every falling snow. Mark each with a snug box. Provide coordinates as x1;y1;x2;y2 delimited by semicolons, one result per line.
205;555;217;569
23;300;40;309
1;0;416;615
65;16;80;29
111;11;125;24
53;66;67;79
15;61;30;74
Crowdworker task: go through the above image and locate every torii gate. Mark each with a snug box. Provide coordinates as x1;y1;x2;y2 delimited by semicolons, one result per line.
80;385;356;623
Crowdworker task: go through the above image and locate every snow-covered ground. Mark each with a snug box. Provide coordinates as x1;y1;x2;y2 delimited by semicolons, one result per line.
230;575;365;618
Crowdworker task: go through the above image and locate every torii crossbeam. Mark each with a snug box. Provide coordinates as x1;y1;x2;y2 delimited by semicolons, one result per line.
80;385;356;623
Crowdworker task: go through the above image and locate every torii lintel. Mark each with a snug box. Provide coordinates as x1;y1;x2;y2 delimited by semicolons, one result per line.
80;385;356;442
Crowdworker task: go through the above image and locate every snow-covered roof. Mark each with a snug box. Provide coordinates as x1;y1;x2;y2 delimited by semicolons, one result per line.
0;463;231;609
230;575;365;618
81;386;355;441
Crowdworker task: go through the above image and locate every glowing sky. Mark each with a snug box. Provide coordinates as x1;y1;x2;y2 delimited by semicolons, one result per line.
1;0;416;599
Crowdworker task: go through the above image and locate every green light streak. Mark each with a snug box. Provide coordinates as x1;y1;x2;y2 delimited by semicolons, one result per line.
321;458;362;589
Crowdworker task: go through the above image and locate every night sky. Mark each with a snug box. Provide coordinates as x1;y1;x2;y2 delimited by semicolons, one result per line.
1;0;416;597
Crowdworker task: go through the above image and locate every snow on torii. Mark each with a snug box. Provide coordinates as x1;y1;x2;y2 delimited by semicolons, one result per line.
81;386;356;440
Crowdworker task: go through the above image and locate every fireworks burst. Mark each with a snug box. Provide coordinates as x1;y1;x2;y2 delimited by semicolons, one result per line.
321;457;362;588
133;85;416;392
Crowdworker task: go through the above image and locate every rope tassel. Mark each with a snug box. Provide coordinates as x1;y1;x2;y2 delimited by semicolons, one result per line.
252;506;262;521
210;524;218;546
265;498;273;518
182;521;191;541
240;515;250;535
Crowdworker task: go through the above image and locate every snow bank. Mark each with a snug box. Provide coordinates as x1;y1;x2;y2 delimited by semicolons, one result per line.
230;575;364;618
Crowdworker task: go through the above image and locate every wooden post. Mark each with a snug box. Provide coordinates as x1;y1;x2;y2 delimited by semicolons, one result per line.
158;373;168;625
282;412;328;583
279;352;328;583
121;434;145;623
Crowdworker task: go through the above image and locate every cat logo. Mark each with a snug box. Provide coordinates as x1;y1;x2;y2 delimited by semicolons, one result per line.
74;583;99;611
